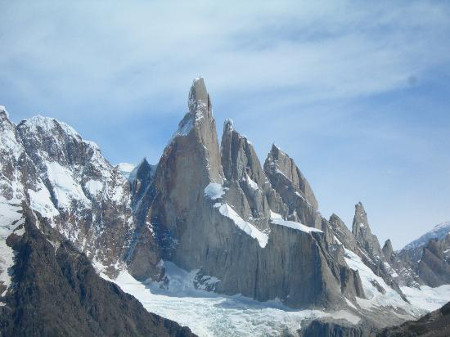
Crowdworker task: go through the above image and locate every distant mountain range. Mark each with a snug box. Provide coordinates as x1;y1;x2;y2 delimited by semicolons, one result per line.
1;79;449;336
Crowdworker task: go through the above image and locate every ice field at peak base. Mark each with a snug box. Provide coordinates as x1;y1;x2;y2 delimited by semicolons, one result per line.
103;262;359;337
100;261;450;337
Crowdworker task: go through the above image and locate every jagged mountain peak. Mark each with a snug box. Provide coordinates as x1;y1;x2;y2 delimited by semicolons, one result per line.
0;105;9;121
264;142;319;213
128;158;155;185
382;239;394;259
188;77;210;116
18;115;80;140
352;202;370;234
223;118;234;132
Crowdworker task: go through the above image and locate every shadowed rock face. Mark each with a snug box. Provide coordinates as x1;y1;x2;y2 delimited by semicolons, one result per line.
395;231;450;288
126;159;163;281
0;210;196;337
382;240;394;261
299;320;369;337
417;235;450;287
377;301;450;337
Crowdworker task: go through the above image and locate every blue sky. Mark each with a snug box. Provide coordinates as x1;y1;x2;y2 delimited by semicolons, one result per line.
1;0;449;249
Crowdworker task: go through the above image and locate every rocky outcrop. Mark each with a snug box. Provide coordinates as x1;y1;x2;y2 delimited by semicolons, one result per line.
377;301;450;337
125;159;163;281
10;115;137;277
350;202;404;297
329;213;358;252
417;235;450;287
131;78;365;308
382;240;394;261
0;209;195;337
352;202;384;259
299;320;368;337
264;144;322;228
395;223;450;288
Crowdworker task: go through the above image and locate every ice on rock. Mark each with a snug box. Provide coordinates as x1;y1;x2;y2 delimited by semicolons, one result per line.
204;183;226;200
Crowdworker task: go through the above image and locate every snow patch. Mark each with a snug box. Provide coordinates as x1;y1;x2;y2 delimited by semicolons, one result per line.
216;203;268;248
401;284;450;312
271;218;322;234
28;186;59;218
85;179;104;196
46;162;91;209
204;183;226;200
245;174;259;191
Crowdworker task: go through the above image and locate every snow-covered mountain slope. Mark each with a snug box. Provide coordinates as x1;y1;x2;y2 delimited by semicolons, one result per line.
402;221;450;252
2;79;450;336
0;107;138;300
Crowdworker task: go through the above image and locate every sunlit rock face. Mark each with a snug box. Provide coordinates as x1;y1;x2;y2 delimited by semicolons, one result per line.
128;78;364;309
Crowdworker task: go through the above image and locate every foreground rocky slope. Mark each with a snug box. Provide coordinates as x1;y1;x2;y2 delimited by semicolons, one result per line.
0;207;195;337
377;301;450;337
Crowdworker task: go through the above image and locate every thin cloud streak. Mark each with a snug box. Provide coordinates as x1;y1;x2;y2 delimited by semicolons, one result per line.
0;0;449;249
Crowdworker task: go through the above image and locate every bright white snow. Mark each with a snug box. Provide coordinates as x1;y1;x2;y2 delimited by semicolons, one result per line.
46;161;91;209
28;185;59;219
401;284;450;312
85;179;104;196
245;174;259;191
204;183;226;200
106;262;360;337
271;218;322;234
343;249;421;316
215;203;268;248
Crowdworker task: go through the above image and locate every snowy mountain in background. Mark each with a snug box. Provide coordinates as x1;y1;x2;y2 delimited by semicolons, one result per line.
1;80;450;337
402;221;450;252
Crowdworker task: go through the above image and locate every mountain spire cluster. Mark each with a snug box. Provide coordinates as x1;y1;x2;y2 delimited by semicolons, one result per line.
1;79;450;336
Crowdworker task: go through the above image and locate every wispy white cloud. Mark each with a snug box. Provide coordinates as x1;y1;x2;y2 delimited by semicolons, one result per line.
0;0;449;248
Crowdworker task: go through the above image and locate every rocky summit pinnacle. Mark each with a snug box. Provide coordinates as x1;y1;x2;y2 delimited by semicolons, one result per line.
188;77;210;116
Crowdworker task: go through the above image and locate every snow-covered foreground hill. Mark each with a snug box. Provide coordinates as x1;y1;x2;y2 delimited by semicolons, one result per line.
102;261;450;337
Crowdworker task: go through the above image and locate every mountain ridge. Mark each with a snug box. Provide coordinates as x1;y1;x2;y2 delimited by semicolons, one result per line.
1;80;450;336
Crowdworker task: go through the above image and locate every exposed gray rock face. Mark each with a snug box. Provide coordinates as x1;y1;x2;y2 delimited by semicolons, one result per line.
350;202;404;297
394;222;450;288
329;213;358;252
126;158;163;281
299;319;369;337
220;119;285;232
382;240;394;261
0;208;196;337
352;202;384;259
264;144;321;228
136;78;364;308
417;235;450;287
